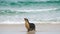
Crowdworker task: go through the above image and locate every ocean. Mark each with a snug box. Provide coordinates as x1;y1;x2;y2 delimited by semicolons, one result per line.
0;0;60;24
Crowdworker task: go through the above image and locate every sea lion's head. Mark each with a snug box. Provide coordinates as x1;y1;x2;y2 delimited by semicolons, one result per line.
24;18;29;21
24;18;28;20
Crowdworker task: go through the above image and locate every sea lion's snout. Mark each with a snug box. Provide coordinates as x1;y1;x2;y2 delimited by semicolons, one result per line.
24;18;27;20
24;18;28;20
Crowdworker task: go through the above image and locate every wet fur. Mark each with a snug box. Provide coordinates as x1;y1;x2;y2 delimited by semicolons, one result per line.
24;18;35;32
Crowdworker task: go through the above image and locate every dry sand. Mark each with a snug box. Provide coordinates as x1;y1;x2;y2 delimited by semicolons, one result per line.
0;23;60;34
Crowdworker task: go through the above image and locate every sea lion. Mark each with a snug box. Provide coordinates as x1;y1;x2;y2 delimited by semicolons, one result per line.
24;18;35;32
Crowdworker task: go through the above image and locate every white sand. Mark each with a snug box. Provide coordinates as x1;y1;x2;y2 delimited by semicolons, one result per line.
0;24;60;32
0;24;60;34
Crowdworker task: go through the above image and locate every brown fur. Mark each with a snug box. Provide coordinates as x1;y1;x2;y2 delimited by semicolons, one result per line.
24;18;35;32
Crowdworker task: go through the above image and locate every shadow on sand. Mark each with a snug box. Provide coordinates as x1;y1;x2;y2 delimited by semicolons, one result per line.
27;31;35;34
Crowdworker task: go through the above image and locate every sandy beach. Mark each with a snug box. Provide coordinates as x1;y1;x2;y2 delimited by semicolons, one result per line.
0;23;60;34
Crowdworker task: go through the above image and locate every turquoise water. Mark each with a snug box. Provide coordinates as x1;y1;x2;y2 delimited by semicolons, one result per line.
0;0;60;24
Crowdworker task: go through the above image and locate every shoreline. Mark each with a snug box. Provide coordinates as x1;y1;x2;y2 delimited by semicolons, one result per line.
0;23;60;32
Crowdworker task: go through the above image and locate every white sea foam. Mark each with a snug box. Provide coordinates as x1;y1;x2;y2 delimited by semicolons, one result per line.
0;6;58;12
12;8;57;12
0;21;60;24
0;21;24;24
